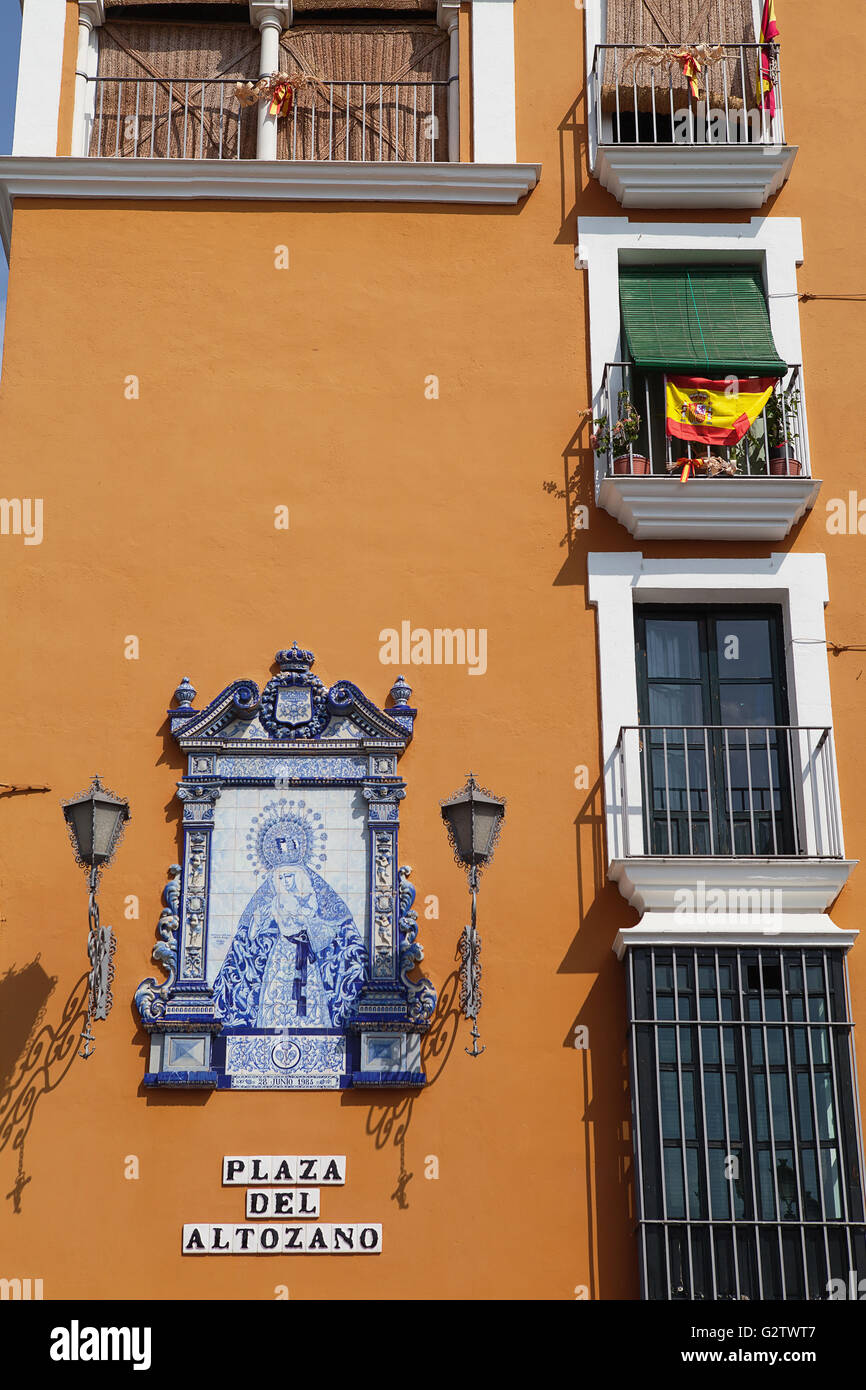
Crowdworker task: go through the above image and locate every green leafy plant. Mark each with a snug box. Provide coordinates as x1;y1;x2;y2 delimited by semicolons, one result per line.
591;389;641;455
764;379;801;451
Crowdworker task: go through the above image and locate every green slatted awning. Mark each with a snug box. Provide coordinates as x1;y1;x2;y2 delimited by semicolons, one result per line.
619;265;788;376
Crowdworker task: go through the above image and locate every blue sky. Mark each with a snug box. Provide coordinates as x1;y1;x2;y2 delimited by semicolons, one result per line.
0;0;22;360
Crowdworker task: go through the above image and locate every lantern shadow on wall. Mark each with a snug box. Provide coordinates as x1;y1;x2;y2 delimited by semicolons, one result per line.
352;965;463;1211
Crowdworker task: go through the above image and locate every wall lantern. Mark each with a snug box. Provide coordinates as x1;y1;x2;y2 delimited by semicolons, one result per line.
440;772;506;1058
61;775;130;1059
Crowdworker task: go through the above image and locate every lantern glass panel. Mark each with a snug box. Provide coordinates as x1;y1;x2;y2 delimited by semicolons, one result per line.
92;800;124;863
443;800;474;864
66;801;95;863
473;802;502;860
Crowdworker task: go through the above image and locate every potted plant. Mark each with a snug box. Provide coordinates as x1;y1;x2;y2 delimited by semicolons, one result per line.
765;379;803;476
591;389;649;475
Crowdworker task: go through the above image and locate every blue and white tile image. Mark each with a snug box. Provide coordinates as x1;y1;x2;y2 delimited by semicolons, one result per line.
205;786;369;987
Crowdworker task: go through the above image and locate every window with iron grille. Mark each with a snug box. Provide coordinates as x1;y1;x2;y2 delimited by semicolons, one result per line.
625;946;866;1299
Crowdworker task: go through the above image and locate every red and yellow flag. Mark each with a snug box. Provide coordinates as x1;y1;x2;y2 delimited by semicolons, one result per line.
677;50;702;101
760;0;780;117
269;81;294;118
665;375;776;447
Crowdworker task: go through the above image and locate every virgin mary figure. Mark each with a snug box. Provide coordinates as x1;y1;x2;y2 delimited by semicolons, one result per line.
213;857;367;1030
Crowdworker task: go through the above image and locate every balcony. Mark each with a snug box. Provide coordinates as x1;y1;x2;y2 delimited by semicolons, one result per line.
609;724;854;916
590;43;797;208
595;362;819;541
0;6;541;246
85;75;451;164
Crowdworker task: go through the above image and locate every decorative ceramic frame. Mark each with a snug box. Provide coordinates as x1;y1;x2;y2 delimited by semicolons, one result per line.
135;646;434;1090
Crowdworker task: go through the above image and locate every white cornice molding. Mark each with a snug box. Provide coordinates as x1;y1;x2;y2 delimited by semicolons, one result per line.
594;143;798;211
0;157;541;253
608;858;858;917
613;913;858;959
597;475;821;541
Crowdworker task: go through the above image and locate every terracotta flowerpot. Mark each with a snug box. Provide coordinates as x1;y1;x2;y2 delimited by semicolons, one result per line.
769;445;802;477
612;453;650;476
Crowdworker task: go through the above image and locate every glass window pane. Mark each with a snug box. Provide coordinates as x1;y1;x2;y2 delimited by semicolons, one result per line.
715;619;773;679
664;1148;685;1219
704;1071;724;1140
821;1149;842;1220
661;1072;681;1139
686;1148;702;1219
725;1071;741;1141
702;1027;720;1064
767;1028;785;1067
682;1070;698;1140
719;684;777;727
801;1149;822;1220
776;1152;798;1219
646;619;702;680
811;1027;830;1066
796;1072;814;1141
648;683;704;728
770;1072;792;1141
750;1026;764;1067
758;1150;776;1219
815;1073;836;1141
655;963;674;991
708;1149;731;1220
753;1071;769;1140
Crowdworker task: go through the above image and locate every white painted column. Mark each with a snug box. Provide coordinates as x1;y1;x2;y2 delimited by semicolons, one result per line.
470;0;517;164
250;2;292;161
72;2;104;158
12;0;69;156
437;2;461;162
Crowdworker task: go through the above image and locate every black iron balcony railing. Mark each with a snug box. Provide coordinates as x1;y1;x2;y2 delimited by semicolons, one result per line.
592;42;785;147
615;725;843;859
597;362;808;480
84;75;450;162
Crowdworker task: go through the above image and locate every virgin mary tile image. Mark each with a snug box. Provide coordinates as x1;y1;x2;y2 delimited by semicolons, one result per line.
212;799;367;1030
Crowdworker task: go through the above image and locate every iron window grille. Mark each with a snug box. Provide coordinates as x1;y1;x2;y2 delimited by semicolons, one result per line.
625;946;866;1300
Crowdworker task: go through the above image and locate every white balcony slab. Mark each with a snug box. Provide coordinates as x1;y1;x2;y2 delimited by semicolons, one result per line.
597;474;820;541
609;856;857;916
0;156;542;255
594;143;797;210
613;912;858;957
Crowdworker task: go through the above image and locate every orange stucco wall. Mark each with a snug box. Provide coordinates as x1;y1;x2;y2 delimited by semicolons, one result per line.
0;0;864;1301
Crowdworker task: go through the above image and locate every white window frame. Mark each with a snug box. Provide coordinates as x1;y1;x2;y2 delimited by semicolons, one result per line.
576;215;808;496
18;0;520;166
13;0;68;158
587;549;846;858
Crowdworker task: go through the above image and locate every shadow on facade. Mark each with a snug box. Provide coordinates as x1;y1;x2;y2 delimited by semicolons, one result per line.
558;773;640;1299
343;966;462;1212
0;962;89;1213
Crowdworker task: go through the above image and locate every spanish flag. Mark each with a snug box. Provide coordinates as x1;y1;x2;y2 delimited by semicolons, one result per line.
665;376;776;447
760;0;780;117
